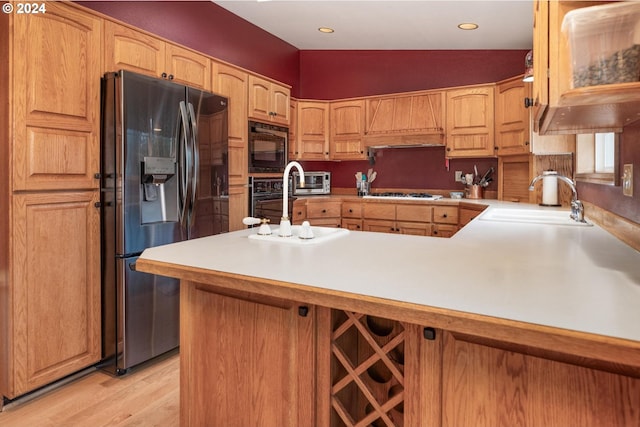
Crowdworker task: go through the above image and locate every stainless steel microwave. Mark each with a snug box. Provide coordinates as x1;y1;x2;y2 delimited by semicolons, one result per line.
292;172;331;195
248;121;288;173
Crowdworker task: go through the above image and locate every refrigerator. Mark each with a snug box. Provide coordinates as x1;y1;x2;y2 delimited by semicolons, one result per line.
100;70;228;375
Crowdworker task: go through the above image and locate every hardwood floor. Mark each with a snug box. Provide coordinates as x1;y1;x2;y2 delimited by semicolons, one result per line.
0;352;179;427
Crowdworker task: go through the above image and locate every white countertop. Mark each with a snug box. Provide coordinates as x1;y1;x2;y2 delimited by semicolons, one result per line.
140;201;640;343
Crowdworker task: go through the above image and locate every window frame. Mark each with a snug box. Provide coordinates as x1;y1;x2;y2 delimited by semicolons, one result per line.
575;132;620;186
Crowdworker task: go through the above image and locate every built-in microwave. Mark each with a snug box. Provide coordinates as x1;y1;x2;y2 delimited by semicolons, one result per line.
248;121;288;173
292;172;331;195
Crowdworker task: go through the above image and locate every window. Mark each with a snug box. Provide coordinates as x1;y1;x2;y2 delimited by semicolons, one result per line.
576;132;620;185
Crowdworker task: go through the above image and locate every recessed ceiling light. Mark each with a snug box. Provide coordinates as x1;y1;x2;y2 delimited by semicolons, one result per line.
458;23;479;30
318;27;335;34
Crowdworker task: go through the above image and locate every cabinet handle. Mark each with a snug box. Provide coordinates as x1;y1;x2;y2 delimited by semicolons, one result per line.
524;97;534;108
168;74;174;80
322;209;327;213
298;306;309;317
349;209;353;213
433;230;438;235
446;147;451;152
94;202;101;208
525;141;530;146
161;72;167;78
443;213;447;218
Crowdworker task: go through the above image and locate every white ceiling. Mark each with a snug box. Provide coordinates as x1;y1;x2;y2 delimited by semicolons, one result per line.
212;0;534;50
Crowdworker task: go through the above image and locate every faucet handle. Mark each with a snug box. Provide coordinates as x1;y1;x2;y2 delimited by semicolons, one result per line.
242;217;262;226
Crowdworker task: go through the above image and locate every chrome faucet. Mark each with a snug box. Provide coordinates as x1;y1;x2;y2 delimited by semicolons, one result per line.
529;171;585;223
279;161;305;237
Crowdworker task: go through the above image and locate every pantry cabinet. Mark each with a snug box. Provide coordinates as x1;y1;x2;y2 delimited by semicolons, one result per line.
104;21;211;90
296;101;330;161
248;75;290;125
330;100;367;160
1;2;101;401
211;62;249;230
445;85;495;158
533;0;640;134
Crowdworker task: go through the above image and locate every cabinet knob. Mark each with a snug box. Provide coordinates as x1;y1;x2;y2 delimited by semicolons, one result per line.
443;213;447;218
446;147;451;152
168;74;174;80
298;306;309;317
433;230;438;235
525;141;530;146
524;97;535;108
161;72;167;79
322;209;327;213
349;209;353;213
94;173;101;179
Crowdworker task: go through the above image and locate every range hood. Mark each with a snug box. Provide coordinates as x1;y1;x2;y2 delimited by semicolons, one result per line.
363;132;445;149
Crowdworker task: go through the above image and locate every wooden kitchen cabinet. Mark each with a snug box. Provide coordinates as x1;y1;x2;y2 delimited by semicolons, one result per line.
445;85;495;158
330;100;367;160
289;99;299;159
533;0;640;134
211;61;249;230
496;75;576;156
305;199;342;228
1;2;103;402
180;282;315;427
458;203;487;227
363;203;433;236
104;21;211;90
341;200;363;231
364;90;445;147
432;206;459;237
296;101;330;161
495;75;531;156
248;74;290;125
12;3;101;191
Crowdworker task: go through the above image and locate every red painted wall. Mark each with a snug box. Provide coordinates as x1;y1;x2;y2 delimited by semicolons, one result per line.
299;50;529;99
78;1;300;89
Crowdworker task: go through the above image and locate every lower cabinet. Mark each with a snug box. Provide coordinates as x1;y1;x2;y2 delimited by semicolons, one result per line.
180;282;316;427
1;191;101;399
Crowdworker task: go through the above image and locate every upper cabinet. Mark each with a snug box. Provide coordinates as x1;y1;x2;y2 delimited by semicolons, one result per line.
104;21;211;90
330;100;367;160
533;0;640;134
364;91;445;146
296;101;330;160
248;75;290;126
445;85;495;158
495;76;530;156
11;2;101;191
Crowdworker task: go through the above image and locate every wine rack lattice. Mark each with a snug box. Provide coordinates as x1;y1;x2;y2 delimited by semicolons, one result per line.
330;310;405;427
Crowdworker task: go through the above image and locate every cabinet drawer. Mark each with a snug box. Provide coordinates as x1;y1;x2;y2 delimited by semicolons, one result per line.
309;218;342;228
433;206;459;224
342;218;363;231
363;203;396;220
292;204;307;223
306;201;341;219
397;221;432;236
396;204;432;222
342;201;362;218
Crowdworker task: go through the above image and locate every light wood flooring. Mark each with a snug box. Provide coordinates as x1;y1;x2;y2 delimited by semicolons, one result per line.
0;352;179;427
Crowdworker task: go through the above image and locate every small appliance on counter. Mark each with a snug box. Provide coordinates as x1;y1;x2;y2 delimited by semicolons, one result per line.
292;171;331;195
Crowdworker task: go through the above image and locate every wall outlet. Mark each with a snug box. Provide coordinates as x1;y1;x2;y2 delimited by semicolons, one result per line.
455;171;463;182
622;164;633;197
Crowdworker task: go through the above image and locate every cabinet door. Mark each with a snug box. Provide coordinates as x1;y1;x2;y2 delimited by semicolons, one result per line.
397;221;432;236
12;191;101;395
445;86;495;158
433;206;459;225
330;100;366;160
13;3;101;191
363;203;396;221
297;101;330;160
396;204;433;223
363;219;398;234
289;99;299;159
165;43;211;90
181;284;315;427
104;20;165;76
271;83;291;125
495;76;530;156
248;75;290;125
212;62;248;187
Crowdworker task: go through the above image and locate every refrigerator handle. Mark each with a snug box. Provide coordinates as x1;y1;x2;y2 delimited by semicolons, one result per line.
177;101;192;230
187;102;199;230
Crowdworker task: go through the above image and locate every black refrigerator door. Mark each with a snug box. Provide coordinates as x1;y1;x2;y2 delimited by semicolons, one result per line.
187;88;229;238
117;71;186;255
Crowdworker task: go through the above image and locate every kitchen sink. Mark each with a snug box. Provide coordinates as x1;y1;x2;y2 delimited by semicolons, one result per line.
248;225;350;244
479;208;592;226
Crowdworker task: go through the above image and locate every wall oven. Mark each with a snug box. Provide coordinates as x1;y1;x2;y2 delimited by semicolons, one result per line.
248;121;288;173
248;177;294;225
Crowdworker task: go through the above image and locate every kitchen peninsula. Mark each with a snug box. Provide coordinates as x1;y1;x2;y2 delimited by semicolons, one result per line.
136;201;640;427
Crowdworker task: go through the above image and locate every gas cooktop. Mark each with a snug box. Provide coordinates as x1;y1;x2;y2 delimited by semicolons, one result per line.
363;192;443;201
